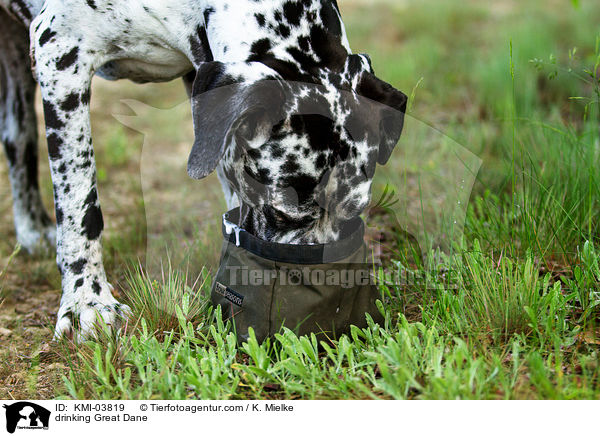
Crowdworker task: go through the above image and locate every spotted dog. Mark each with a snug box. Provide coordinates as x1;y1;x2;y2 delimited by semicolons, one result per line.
0;0;406;341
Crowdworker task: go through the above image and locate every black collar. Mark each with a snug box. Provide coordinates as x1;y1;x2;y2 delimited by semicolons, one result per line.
221;207;365;264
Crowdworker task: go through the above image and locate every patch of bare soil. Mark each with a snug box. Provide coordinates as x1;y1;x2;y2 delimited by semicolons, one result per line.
0;269;65;400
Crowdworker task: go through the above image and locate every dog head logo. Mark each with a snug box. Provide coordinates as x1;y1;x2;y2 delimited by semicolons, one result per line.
3;402;50;433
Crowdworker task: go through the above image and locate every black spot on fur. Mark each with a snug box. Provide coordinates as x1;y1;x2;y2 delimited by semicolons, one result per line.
60;92;80;112
190;26;214;64
46;133;63;160
86;0;97;9
198;26;214;62
56;47;79;71
290;115;303;134
277;24;291;38
80;88;91;105
295;114;336;152
283;1;304;26
81;203;103;240
74;278;84;289
316;153;327;170
357;73;408;113
281;155;299;173
310;26;347;71
255;13;266;27
39;29;56;47
269;142;285;159
256;168;272;184
319;0;342;37
284;173;319;205
84;187;98;206
346;54;363;76
248;38;272;61
297;35;310;52
70;258;87;274
336;142;350;161
260;58;313;83
287;46;317;69
42;101;64;130
92;280;101;295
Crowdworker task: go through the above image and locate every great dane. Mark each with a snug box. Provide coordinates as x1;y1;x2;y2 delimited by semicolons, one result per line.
0;0;406;341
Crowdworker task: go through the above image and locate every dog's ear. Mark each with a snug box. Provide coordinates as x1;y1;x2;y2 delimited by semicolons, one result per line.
355;68;407;165
188;61;286;179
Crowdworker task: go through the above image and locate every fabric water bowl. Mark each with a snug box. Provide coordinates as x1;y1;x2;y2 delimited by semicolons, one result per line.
211;207;384;343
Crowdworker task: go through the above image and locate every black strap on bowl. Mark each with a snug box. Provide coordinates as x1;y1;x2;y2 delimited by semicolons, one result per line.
221;207;365;265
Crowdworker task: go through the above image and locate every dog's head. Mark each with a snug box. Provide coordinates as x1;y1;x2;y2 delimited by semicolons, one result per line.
188;56;406;243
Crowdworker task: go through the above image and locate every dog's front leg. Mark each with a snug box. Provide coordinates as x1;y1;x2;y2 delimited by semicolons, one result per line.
31;19;130;341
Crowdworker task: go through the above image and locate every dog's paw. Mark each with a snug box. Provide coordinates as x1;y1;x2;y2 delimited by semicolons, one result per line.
54;284;131;342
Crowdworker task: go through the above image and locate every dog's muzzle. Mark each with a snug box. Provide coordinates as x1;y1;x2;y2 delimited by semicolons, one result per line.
211;208;384;343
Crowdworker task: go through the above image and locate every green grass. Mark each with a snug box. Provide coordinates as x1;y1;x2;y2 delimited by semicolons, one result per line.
1;0;598;399
123;263;211;336
58;243;600;399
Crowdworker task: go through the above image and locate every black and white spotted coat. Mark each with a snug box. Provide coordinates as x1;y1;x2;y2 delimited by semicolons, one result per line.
0;0;406;340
